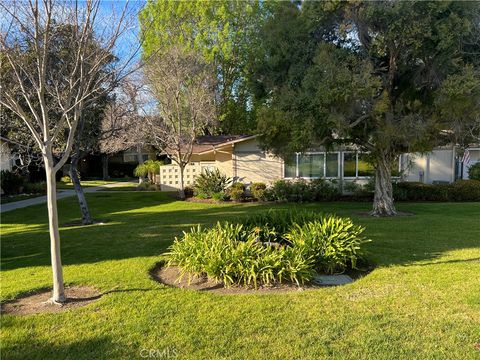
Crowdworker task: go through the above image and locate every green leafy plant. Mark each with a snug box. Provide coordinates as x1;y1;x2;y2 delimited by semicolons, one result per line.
134;160;163;183
167;210;371;288
0;170;25;195
193;169;231;199
468;163;480;181
250;182;267;201
229;182;245;201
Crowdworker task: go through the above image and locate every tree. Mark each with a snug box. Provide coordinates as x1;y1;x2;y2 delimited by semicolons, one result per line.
0;0;138;303
254;0;480;216
144;46;216;199
139;0;270;134
99;76;150;183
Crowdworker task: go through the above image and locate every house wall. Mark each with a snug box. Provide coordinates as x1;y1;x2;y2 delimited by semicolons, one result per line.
233;139;283;184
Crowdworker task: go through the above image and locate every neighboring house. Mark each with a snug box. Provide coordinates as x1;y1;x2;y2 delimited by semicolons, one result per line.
156;135;479;191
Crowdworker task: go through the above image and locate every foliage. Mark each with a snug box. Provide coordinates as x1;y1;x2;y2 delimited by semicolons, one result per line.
393;180;480;202
0;170;25;195
134;160;163;183
268;179;340;202
285;217;369;274
254;1;480;215
139;0;270;133
468;163;480;181
137;182;161;191
229;182;246;201
250;182;267;201
167;210;370;287
23;181;47;194
193;169;232;199
60;176;72;183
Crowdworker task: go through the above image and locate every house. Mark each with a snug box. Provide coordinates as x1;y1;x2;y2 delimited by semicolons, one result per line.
157;135;480;191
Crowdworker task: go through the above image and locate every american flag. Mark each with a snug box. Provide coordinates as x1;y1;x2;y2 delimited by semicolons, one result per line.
462;149;471;165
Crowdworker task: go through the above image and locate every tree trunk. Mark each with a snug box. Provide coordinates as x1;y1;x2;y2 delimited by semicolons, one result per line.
371;152;397;216
102;154;109;180
178;165;185;200
44;153;66;303
70;152;93;225
136;146;145;184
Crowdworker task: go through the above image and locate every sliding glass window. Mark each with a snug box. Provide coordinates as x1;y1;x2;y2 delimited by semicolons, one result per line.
326;153;339;177
357;153;375;177
298;154;324;178
343;153;357;177
284;155;297;178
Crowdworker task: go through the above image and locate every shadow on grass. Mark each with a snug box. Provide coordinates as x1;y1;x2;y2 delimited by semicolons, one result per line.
1;191;479;271
1;337;118;360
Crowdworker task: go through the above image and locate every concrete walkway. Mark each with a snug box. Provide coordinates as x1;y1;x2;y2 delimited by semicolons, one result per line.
0;182;137;213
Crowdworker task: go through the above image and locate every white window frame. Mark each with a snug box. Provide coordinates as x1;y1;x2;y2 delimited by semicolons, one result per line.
284;152;340;179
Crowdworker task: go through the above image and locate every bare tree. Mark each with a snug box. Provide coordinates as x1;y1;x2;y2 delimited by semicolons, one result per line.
99;76;150;182
144;46;216;199
0;0;139;304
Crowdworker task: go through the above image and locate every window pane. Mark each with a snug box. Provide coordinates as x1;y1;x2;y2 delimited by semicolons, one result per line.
298;154;324;178
357;153;375;177
326;153;339;177
343;153;356;177
284;155;296;178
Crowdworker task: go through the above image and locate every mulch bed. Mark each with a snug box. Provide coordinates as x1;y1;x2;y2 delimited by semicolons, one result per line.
1;286;102;316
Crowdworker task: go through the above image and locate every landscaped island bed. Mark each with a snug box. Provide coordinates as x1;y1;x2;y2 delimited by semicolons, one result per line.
1;192;479;359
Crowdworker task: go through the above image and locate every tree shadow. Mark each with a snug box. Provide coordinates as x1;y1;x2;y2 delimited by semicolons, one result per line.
1;336;120;360
1;192;479;271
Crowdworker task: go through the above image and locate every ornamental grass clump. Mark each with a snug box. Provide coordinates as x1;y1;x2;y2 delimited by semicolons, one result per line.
167;210;371;288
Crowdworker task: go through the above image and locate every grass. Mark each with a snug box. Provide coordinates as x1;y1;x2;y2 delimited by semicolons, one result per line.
1;193;479;359
56;179;135;190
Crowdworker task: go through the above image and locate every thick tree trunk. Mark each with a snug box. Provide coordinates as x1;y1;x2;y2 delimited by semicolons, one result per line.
102;154;109;180
70;152;93;225
178;165;185;200
44;154;66;303
371;152;397;216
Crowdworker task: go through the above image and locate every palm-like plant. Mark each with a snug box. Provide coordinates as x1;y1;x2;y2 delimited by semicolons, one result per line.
134;160;163;183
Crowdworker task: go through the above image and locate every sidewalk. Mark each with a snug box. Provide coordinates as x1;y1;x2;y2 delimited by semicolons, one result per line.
0;182;137;213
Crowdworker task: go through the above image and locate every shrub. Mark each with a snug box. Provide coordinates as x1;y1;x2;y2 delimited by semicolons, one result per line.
309;179;340;201
23;181;47;194
0;170;25;195
60;175;72;183
229;182;245;201
392;180;480;201
250;182;267;201
468;163;480;181
183;186;194;198
212;191;229;202
167;210;371;287
193;169;231;199
285;217;368;274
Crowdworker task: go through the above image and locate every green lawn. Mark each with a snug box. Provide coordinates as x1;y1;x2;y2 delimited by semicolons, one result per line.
57;179;135;189
1;193;479;359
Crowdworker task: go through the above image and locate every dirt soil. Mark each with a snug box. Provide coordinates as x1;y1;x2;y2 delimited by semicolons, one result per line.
1;286;102;316
151;264;325;294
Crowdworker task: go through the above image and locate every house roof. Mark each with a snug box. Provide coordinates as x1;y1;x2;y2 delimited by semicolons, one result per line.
191;135;257;155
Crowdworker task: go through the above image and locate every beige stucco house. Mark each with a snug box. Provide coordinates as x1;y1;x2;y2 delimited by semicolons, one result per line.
157;135;480;191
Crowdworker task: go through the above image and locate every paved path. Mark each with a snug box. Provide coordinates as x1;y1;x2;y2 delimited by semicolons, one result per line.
1;182;137;213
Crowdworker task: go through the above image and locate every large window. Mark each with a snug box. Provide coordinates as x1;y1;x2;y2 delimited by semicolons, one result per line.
343;152;375;178
298;154;324;178
284;152;339;178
